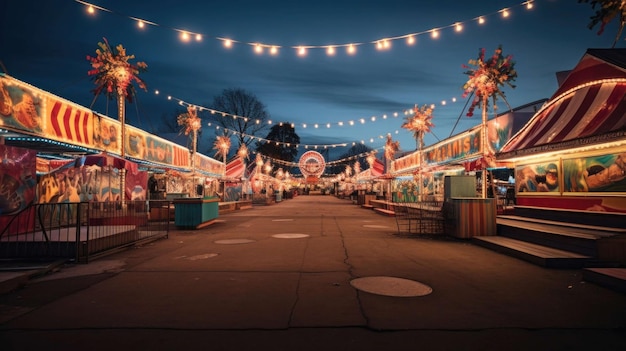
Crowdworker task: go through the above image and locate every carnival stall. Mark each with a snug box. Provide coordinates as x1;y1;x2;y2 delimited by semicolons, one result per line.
391;100;542;203
497;49;626;217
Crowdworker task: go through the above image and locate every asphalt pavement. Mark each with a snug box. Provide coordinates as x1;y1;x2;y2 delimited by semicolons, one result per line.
1;195;625;350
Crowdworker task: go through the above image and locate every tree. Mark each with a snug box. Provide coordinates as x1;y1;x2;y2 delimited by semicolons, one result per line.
208;88;271;152
580;0;626;47
256;122;300;168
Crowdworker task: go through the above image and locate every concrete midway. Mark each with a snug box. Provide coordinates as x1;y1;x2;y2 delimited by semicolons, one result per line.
0;195;624;350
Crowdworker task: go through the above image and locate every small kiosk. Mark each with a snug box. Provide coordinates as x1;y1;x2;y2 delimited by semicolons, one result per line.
173;197;220;229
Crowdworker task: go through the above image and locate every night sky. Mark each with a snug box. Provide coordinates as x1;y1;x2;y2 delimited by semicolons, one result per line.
0;0;619;159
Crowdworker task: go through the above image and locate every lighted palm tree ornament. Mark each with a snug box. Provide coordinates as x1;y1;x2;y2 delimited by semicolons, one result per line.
178;106;201;192
213;135;231;172
384;134;400;172
383;135;400;201
401;104;434;201
462;45;517;198
580;0;626;47
87;37;147;205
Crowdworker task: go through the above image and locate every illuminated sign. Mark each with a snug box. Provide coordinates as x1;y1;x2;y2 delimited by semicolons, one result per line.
298;151;325;178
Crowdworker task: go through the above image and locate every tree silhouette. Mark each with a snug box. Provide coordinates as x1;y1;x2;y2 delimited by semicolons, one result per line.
208;88;271;152
256;122;300;164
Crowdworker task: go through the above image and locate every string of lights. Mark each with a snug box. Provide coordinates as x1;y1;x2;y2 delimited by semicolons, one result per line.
158;90;456;150
249;148;383;169
75;0;536;57
75;0;539;151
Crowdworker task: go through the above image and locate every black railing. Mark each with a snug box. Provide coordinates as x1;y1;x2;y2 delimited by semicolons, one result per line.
0;200;170;263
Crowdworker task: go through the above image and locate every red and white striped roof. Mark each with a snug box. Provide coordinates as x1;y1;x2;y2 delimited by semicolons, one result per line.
500;50;626;154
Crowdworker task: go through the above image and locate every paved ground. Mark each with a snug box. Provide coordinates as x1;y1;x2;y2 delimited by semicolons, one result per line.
1;195;625;350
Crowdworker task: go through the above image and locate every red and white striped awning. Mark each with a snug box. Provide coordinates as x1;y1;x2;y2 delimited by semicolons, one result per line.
370;158;385;177
500;51;626;155
225;157;245;179
501;81;626;153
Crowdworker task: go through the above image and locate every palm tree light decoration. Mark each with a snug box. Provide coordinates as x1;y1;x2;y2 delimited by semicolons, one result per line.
384;135;400;201
237;144;249;161
580;0;626;47
177;105;201;172
462;45;517;198
384;135;400;173
213;135;231;171
402;104;434;201
87;37;147;206
353;160;361;181
177;106;201;196
213;135;231;200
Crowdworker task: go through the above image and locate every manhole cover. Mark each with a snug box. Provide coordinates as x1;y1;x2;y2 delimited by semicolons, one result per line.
272;219;294;222
350;276;433;297
214;239;256;244
187;253;218;260
272;234;310;239
363;225;390;229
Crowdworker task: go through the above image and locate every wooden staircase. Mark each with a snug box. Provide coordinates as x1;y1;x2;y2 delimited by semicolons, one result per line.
472;208;626;293
473;213;625;269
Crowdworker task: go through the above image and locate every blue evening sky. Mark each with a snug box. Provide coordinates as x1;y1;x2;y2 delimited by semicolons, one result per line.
0;0;619;159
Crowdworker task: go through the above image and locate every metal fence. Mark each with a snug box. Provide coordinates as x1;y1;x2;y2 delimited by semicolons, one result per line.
394;201;445;235
0;200;170;263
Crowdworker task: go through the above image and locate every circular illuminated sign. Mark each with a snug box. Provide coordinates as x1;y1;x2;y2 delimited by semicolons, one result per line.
298;151;326;178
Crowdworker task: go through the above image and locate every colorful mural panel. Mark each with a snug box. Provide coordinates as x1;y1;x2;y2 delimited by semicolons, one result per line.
516;161;560;193
0;76;43;134
563;152;626;193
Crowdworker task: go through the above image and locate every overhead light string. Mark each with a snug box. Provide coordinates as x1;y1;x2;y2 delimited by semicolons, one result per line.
152;89;459;150
75;0;537;57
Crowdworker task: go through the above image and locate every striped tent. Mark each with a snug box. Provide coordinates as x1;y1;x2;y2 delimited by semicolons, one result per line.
499;49;626;157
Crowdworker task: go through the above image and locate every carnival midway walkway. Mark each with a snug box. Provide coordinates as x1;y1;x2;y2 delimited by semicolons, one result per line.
0;195;625;351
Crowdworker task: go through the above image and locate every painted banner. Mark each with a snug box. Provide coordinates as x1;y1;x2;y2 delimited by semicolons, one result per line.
516;161;560;193
0;76;43;134
563;152;626;193
0;145;37;235
47;98;92;147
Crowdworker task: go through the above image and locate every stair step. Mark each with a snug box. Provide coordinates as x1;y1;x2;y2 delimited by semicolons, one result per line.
497;216;621;239
473;236;591;268
583;268;626;294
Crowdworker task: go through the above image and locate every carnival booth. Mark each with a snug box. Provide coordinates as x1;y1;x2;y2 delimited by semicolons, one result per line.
223;157;246;202
498;49;626;220
497;49;626;263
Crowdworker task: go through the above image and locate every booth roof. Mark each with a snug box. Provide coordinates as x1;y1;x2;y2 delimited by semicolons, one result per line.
499;49;626;159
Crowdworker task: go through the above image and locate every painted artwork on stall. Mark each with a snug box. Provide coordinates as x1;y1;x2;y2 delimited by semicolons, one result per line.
126;130;148;159
0;146;36;215
37;164;121;204
93;114;121;154
563;152;626;193
0;77;43;133
224;183;242;202
516;162;560;193
0;146;37;235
